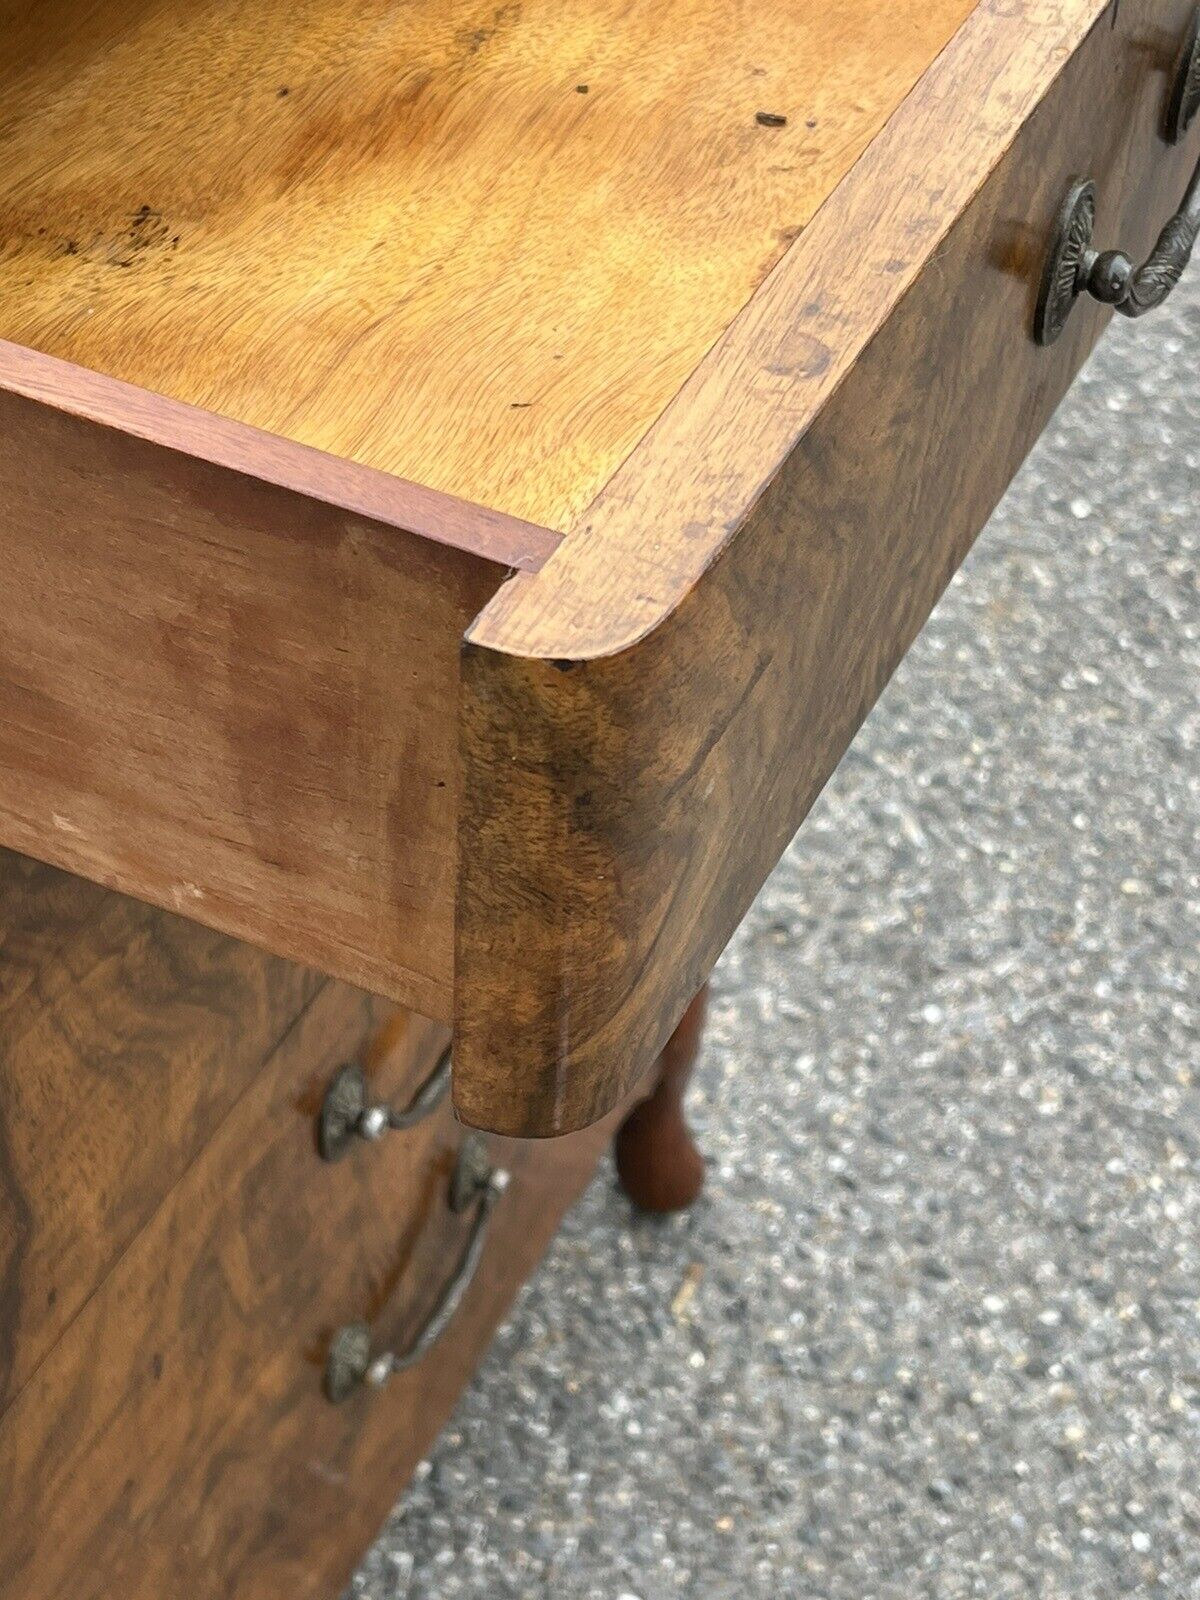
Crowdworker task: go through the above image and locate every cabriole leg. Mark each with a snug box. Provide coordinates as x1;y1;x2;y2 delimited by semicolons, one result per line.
614;984;708;1213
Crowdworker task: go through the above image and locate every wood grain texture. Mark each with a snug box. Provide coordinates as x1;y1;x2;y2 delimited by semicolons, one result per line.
0;846;321;1414
0;0;976;530
62;1116;615;1600
0;378;506;1018
456;0;1200;1134
0;342;560;574
0;850;114;1032
0;971;612;1600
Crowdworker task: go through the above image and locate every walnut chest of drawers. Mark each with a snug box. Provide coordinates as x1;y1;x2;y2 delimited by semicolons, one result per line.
1;0;1197;1593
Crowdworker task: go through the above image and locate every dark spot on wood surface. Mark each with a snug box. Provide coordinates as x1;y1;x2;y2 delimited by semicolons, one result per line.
458;2;521;60
756;111;788;128
93;206;176;269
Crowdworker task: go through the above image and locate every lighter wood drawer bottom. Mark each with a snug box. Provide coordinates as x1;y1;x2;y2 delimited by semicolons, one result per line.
0;975;612;1600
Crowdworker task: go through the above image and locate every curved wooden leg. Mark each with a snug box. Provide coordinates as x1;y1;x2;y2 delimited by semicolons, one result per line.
614;985;708;1213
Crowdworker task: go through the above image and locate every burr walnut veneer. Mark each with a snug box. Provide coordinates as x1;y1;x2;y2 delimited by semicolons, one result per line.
0;846;617;1600
1;0;1197;1592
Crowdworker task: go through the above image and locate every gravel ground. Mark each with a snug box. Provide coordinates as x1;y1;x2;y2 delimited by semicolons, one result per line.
349;273;1200;1598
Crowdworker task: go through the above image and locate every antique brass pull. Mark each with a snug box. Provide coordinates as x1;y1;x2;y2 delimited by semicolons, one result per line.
317;1045;452;1161
1036;9;1200;345
324;1134;510;1403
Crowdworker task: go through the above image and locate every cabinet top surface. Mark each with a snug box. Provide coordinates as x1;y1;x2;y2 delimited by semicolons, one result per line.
0;0;977;531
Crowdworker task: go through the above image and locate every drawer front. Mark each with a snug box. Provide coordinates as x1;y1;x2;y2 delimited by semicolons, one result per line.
0;846;321;1408
0;976;611;1600
455;0;1200;1137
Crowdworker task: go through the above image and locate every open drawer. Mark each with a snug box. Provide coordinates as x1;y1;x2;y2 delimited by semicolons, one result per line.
2;0;1197;1136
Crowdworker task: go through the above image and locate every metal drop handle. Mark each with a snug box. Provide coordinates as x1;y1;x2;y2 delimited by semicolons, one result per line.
318;1045;452;1161
1036;8;1200;345
325;1133;510;1403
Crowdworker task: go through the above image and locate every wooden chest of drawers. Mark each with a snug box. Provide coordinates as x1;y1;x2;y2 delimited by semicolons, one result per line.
1;0;1197;1592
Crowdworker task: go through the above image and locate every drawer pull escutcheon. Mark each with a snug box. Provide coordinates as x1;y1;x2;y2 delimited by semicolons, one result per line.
324;1134;510;1403
1036;11;1200;345
318;1045;452;1161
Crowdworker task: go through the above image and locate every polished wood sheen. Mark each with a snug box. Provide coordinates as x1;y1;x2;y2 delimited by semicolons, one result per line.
456;0;1200;1134
0;0;976;529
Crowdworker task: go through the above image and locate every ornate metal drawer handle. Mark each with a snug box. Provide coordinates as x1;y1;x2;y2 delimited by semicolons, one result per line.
318;1044;452;1161
1169;6;1200;147
325;1133;510;1403
1036;8;1200;345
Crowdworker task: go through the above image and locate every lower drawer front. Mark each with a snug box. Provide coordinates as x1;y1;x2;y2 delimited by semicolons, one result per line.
0;845;321;1409
0;976;610;1600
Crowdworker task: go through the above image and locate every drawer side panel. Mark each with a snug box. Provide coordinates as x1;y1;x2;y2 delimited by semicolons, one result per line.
0;388;503;1014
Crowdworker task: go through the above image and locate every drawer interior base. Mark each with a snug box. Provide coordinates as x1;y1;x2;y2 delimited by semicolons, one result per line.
0;0;978;530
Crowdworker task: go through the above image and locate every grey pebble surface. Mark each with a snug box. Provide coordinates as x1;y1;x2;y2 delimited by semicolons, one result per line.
348;274;1200;1598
